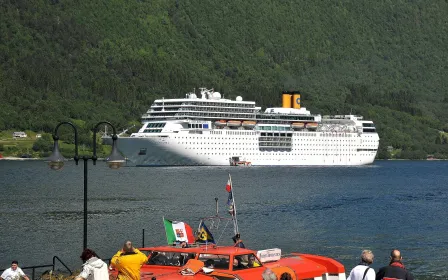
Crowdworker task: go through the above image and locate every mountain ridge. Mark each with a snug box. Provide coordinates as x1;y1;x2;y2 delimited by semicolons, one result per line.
1;0;448;158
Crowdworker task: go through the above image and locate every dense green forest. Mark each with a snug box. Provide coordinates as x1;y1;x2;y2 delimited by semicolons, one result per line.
1;0;448;158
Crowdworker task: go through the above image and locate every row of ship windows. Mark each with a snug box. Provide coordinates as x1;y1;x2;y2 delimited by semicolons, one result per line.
173;137;372;143
174;135;374;139
226;131;257;135
148;113;256;118
195;152;374;156
152;108;255;113
180;145;375;151
180;143;375;148
175;107;255;113
178;142;370;146
149;112;319;122
145;129;367;138
153;102;255;108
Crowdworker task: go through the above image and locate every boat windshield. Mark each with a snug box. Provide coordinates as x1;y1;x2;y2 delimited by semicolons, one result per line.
147;251;196;267
198;253;230;270
232;254;262;270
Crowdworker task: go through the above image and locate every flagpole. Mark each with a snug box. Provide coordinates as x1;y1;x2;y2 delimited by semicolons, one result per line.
229;174;239;235
197;219;203;240
163;216;169;245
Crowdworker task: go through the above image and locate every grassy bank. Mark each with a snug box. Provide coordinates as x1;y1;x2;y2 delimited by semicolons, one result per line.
0;130;111;159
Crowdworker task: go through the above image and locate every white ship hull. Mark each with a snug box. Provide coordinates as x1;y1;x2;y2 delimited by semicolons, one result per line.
117;130;378;166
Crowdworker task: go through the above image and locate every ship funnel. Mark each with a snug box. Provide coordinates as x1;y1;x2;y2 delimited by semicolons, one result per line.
292;91;301;109
282;92;292;108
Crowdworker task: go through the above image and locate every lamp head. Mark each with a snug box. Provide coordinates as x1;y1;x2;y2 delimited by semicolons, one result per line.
106;135;125;169
47;138;66;171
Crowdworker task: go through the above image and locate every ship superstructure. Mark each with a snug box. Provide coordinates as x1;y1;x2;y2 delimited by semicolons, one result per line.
117;88;379;166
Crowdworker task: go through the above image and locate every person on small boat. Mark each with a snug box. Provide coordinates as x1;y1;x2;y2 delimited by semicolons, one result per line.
346;250;375;280
232;233;245;248
375;249;414;280
0;260;29;280
233;257;246;270
247;255;261;268
111;240;148;280
204;259;215;268
75;248;109;280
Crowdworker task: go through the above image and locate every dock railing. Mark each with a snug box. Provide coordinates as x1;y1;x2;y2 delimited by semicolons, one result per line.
0;229;147;280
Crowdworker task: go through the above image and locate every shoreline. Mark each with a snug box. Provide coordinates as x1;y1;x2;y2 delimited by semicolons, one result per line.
0;157;43;161
1;157;447;162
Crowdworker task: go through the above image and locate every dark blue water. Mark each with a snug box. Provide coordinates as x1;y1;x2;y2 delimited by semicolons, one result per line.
0;160;447;279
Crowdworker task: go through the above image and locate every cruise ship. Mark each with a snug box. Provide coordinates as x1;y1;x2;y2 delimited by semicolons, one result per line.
116;88;379;166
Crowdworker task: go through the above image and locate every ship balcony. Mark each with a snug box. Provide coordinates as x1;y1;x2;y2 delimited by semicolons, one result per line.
258;137;292;142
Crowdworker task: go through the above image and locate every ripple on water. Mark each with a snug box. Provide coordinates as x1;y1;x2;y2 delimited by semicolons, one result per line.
0;160;447;279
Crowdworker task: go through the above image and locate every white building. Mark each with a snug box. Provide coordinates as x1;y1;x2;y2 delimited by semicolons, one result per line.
13;132;28;138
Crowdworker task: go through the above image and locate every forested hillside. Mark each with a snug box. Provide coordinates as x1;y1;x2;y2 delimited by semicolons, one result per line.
1;0;448;158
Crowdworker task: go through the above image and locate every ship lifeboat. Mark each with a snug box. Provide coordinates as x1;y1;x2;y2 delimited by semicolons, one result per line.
242;121;256;128
291;122;305;130
227;120;242;127
214;120;227;127
306;122;318;130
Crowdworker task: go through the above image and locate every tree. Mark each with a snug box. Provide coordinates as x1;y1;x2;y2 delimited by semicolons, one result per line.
32;133;53;152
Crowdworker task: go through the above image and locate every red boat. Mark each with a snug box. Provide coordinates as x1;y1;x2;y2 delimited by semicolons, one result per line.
111;175;346;280
126;244;345;280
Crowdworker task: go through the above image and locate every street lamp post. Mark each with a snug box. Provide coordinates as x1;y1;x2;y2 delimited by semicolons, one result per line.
47;121;125;250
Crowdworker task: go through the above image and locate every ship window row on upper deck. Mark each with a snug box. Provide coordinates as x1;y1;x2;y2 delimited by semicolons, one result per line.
144;113;256;119
145;123;166;128
151;107;257;114
188;123;209;129
142;114;318;123
153;101;255;108
143;117;314;127
257;115;315;121
147;110;316;121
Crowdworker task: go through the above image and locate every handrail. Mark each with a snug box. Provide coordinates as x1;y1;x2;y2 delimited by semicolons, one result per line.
53;256;72;276
1;256;72;280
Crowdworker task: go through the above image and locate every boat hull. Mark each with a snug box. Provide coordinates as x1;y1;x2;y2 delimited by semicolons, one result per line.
117;131;378;166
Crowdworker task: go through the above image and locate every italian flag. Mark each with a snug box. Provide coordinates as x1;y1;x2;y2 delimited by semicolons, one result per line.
163;218;195;244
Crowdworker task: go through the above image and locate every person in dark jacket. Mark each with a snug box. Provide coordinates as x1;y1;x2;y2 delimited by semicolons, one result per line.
232;233;245;248
376;249;414;280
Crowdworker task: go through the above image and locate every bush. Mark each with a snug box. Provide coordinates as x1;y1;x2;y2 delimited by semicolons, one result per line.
32;136;53;152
